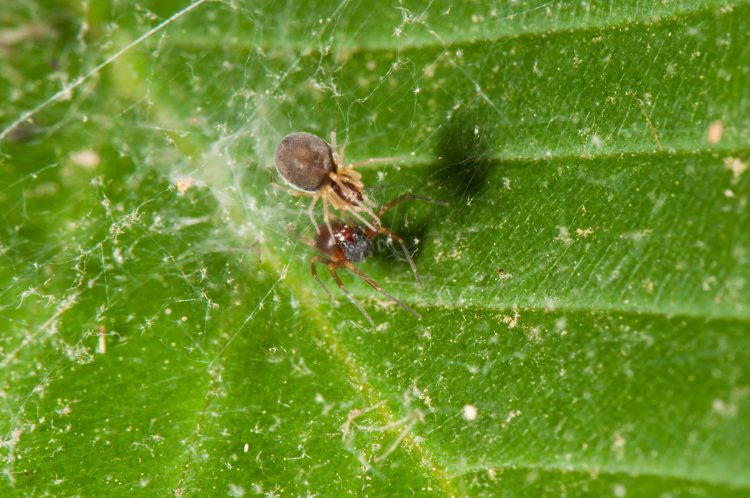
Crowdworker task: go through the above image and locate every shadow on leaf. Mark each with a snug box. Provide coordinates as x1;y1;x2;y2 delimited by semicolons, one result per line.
431;103;497;200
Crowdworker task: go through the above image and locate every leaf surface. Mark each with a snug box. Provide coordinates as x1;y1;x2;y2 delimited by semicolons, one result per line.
1;1;749;496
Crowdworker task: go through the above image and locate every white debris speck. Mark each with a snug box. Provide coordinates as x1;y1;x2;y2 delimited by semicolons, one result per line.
243;443;249;453
502;304;520;328
712;399;737;418
228;484;245;497
613;484;626;497
504;409;521;426
497;270;513;281
56;404;72;417
175;177;193;195
612;432;626;460
97;325;106;354
708;120;724;144
112;246;124;265
724;157;747;182
70;150;101;168
462;404;478;421
502;177;512;190
556;226;573;245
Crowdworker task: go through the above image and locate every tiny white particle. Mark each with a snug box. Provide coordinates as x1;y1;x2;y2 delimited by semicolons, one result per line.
70;150;100;169
228;483;245;497
708;120;723;144
724;157;748;181
463;404;478;421
97;325;106;354
243;443;249;453
175;177;193;195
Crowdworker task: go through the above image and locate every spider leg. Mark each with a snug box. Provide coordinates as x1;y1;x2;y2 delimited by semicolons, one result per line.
330;130;337;151
327;261;375;326
345;203;378;231
334;166;376;212
342;261;421;319
348;155;409;169
322;193;334;237
277;187;313;197
310;255;334;299
378;194;449;218
339;166;361;181
308;190;323;233
329;130;344;167
327;187;378;231
379;226;421;287
349;198;381;229
361;193;378;210
328;172;361;205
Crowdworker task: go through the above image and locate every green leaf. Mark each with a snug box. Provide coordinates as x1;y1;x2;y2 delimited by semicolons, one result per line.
2;1;749;496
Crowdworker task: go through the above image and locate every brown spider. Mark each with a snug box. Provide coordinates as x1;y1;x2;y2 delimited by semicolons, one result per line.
274;131;403;234
310;194;446;325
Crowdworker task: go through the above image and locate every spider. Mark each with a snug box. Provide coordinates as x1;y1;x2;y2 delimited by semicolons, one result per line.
310;194;446;325
274;131;402;234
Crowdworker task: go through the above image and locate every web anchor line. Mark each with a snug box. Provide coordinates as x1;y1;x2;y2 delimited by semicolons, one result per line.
0;0;210;142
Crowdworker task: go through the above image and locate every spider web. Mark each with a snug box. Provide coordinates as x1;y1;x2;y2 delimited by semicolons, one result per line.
1;0;749;495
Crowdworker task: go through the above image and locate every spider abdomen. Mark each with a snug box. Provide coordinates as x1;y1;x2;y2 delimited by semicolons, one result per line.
339;229;373;262
316;222;373;263
275;132;335;192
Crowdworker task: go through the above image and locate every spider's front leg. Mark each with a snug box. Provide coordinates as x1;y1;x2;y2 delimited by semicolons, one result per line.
378;226;421;287
310;255;334;298
342;261;420;319
313;255;374;326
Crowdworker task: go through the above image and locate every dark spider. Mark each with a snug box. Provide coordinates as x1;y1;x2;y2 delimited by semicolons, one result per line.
310;194;446;325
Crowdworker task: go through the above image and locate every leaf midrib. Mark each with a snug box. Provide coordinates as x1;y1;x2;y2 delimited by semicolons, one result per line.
354;146;750;172
360;289;750;322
